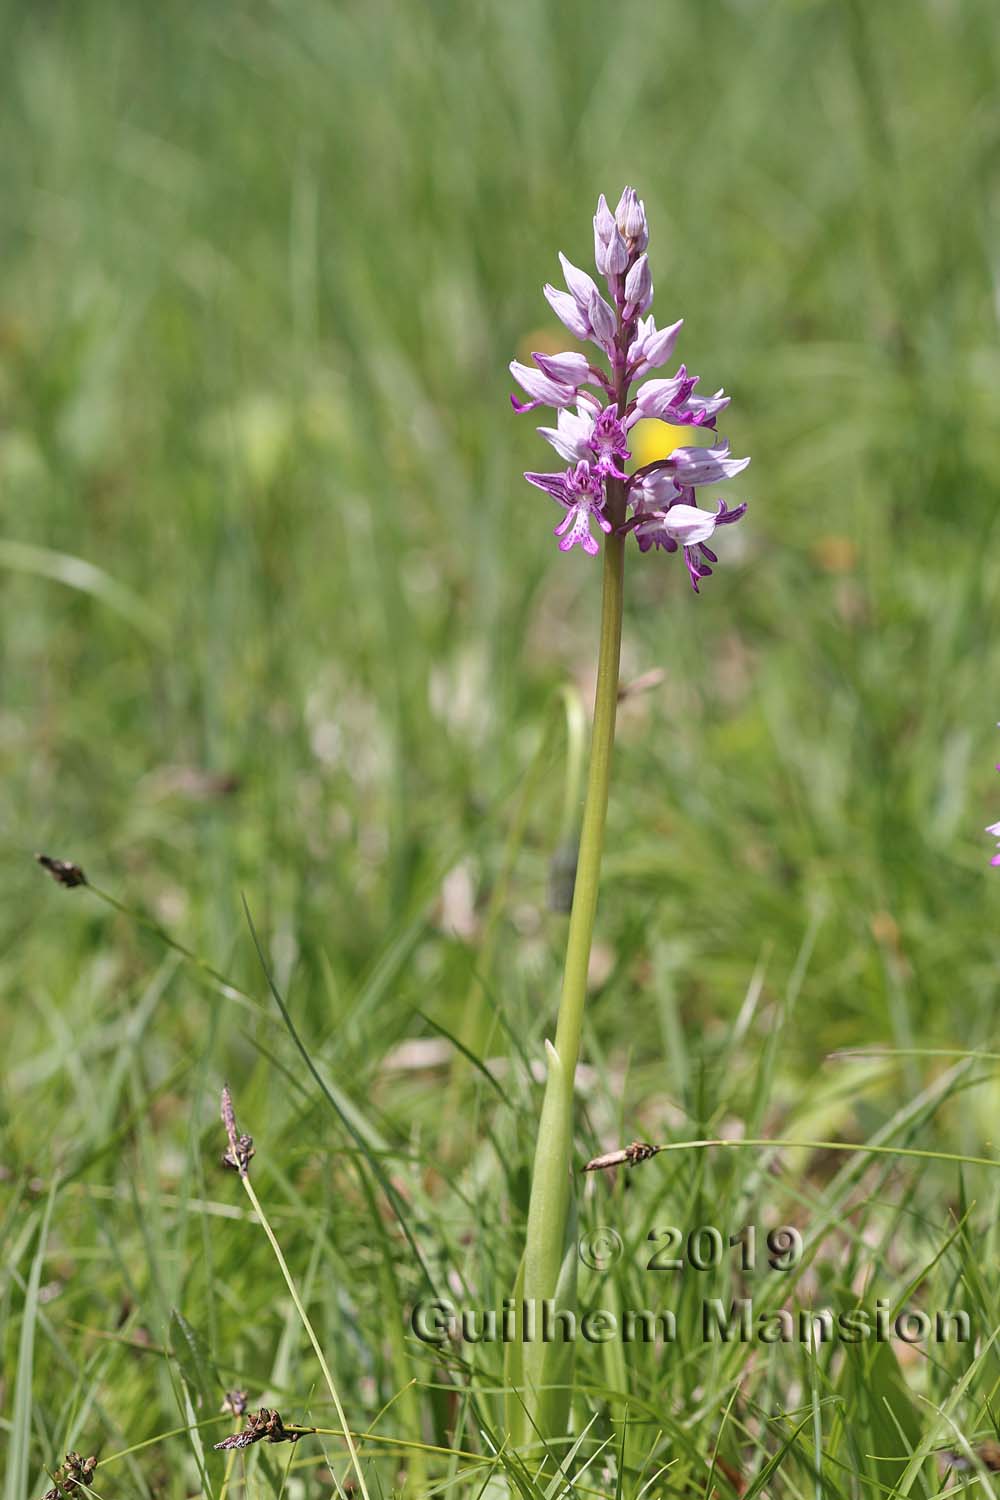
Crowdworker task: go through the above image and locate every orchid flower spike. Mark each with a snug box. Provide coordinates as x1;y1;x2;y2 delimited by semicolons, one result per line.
510;188;750;591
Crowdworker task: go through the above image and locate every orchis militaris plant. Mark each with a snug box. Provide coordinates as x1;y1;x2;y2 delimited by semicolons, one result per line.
506;188;750;1446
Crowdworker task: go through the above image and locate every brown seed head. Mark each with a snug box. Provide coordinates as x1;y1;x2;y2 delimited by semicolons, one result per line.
35;854;88;889
213;1408;312;1451
583;1140;660;1173
220;1085;255;1176
42;1452;97;1498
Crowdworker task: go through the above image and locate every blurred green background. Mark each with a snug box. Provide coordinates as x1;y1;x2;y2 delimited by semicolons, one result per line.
3;0;1000;1492
5;0;999;1071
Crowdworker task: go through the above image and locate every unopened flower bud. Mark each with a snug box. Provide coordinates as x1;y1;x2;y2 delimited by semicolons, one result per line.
624;253;652;317
615;186;648;250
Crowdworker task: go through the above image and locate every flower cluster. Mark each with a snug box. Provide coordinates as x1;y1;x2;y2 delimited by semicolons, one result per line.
213;1408;312;1451
42;1453;97;1500
510;188;749;590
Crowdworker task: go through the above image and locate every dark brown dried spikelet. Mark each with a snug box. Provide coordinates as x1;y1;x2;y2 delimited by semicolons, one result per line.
220;1084;255;1175
583;1140;660;1173
42;1452;97;1498
213;1408;312;1451
221;1388;249;1416
35;853;88;889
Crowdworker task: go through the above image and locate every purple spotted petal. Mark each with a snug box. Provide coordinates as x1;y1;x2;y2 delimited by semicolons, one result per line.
555;505;601;555
587;405;631;478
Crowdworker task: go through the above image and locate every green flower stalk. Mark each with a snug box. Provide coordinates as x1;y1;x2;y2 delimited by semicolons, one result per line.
507;188;751;1444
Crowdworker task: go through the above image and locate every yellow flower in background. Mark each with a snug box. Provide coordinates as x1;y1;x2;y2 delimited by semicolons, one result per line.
628;417;701;469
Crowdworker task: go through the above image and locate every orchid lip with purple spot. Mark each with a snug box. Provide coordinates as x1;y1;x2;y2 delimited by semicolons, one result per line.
526;461;612;557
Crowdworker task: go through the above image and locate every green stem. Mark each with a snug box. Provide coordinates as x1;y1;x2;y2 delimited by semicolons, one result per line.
518;518;625;1437
552;532;625;1077
238;1173;371;1500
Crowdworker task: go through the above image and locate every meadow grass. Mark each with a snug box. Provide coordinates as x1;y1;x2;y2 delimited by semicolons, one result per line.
3;0;1000;1494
